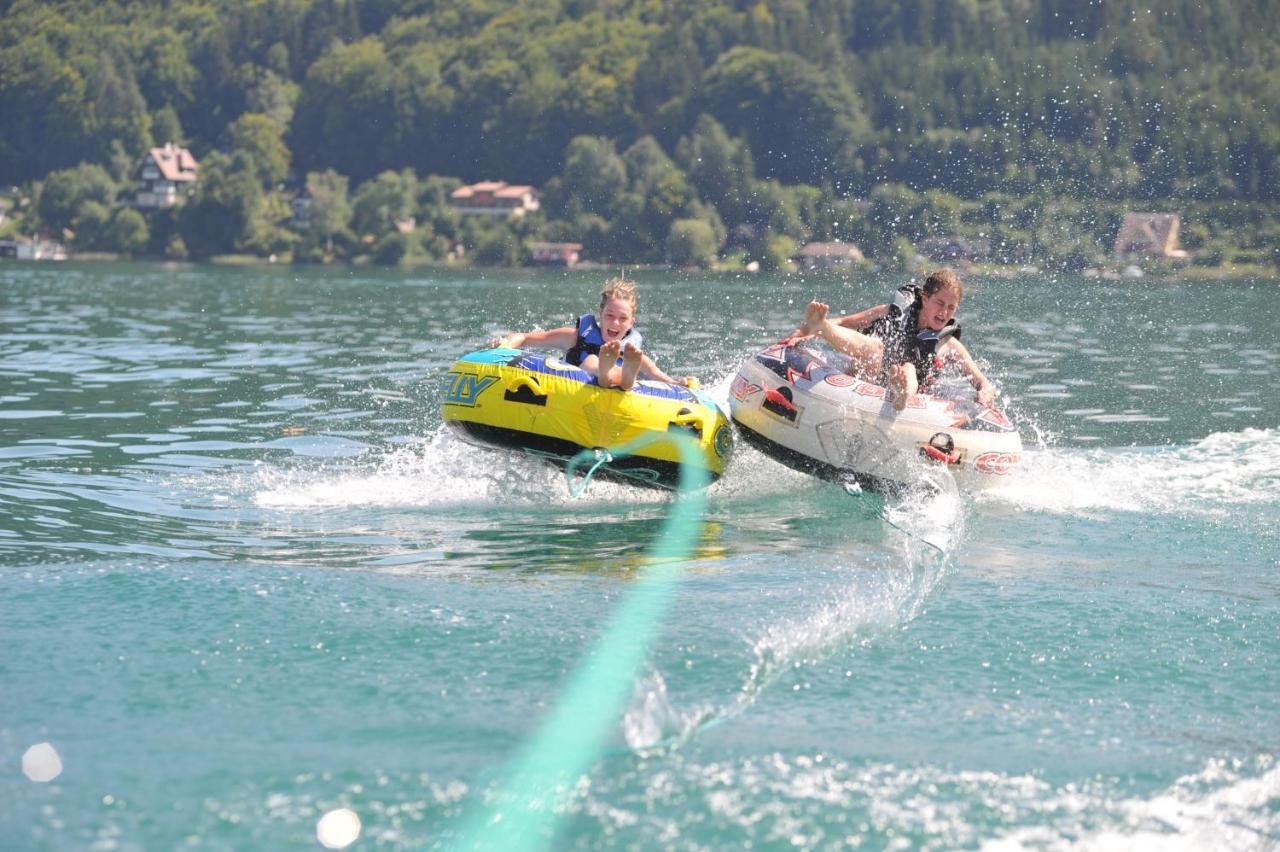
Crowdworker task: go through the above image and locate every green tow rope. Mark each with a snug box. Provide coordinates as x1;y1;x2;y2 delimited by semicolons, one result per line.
565;448;615;497
452;432;709;851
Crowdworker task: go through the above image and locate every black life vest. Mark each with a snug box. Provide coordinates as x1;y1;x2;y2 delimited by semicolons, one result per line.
564;314;644;367
866;285;961;384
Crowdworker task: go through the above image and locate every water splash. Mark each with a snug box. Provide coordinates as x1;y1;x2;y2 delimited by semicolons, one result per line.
623;476;965;754
981;428;1280;516
250;427;672;510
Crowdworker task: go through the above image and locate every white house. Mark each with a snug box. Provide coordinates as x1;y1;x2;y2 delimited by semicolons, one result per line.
449;181;540;217
135;143;199;208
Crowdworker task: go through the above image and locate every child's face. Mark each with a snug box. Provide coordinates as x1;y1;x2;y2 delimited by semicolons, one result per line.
599;297;636;342
919;287;960;330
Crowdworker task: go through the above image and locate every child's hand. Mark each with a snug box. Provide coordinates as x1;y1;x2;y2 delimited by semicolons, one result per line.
976;383;996;407
681;376;699;390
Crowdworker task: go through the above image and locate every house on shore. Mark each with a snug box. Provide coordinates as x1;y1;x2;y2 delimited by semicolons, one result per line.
796;241;865;271
135;143;199;208
919;235;991;263
449;181;539;218
1114;213;1186;260
528;242;582;266
0;237;68;260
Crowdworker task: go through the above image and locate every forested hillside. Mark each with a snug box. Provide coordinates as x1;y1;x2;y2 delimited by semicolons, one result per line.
2;0;1277;268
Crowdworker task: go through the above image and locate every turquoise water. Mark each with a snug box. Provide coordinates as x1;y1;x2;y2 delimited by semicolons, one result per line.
2;263;1278;849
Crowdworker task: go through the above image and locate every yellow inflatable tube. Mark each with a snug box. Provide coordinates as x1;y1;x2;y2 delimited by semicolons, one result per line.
442;348;733;489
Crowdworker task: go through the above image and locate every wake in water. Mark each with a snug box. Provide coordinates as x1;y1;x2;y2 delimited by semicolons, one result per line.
249;426;674;510
622;475;966;753
570;752;1280;851
980;427;1280;517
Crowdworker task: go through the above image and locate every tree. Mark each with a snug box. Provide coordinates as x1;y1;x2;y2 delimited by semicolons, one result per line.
667;218;719;268
245;68;298;128
759;232;796;271
73;201;112;250
0;37;92;182
304;169;352;256
151;104;185;148
229;113;291;189
88;51;151;162
352;169;419;240
35;164;117;236
106;207;149;255
289;38;398;182
698;46;870;184
676;114;756;229
557;136;627;218
463;216;520;267
179;150;267;257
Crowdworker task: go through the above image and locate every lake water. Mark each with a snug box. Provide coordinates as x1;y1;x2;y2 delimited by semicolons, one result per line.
2;262;1277;850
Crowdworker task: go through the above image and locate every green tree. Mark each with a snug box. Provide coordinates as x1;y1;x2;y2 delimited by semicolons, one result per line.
676;114;756;229
698;46;870;184
180;150;267;258
557;136;627;218
0;37;92;181
463;216;520;267
667;218;719;268
88;52;151;162
304;168;352;256
352;169;419;240
151;104;185;147
35;164;117;237
759;232;796;271
106;207;150;255
289;38;398;182
245;68;298;128
372;230;423;266
73;201;112;250
229;113;291;189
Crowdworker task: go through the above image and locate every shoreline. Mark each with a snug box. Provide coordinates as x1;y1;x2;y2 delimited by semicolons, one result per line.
4;252;1276;280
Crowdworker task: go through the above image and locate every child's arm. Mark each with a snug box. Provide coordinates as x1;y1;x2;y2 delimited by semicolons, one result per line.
638;353;693;387
495;326;577;350
944;339;996;406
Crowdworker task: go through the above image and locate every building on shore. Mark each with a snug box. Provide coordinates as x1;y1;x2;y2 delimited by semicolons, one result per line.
1114;213;1186;261
0;237;68;260
918;235;991;263
796;241;865;271
449;181;539;218
135;143;199;209
527;242;583;266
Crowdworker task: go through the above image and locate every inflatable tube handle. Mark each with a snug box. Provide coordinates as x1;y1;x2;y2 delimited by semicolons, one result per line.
669;409;706;436
503;373;547;406
505;374;544;395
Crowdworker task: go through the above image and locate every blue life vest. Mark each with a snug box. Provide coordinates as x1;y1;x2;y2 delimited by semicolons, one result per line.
564;314;644;366
866;285;961;384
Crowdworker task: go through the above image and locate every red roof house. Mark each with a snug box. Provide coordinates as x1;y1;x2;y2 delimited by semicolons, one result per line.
449;181;540;217
135;143;199;208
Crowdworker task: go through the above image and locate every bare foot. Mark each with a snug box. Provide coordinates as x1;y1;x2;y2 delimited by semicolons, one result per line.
799;301;829;336
619;344;643;390
598;340;621;365
596;341;622;385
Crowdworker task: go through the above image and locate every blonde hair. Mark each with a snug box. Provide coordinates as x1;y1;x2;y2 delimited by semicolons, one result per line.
599;275;638;312
922;267;964;299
